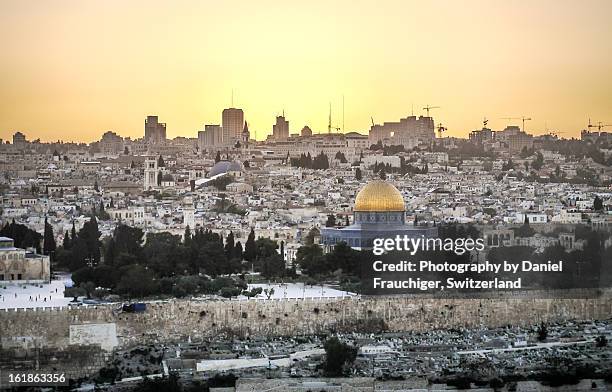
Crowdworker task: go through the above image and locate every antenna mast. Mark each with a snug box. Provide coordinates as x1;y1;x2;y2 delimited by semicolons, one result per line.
342;95;345;132
328;102;332;134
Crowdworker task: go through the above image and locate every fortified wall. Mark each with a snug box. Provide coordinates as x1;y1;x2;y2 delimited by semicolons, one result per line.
1;290;611;350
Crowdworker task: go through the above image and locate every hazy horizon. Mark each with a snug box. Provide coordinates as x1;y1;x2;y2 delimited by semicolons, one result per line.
1;0;611;143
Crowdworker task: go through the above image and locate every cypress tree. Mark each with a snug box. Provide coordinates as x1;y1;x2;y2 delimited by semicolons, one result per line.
224;232;235;258
63;231;71;249
43;217;56;257
184;226;192;244
71;221;77;246
244;228;257;262
234;241;243;260
105;237;116;266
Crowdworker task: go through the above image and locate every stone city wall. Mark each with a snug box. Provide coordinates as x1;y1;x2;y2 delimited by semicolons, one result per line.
0;345;109;381
1;290;611;350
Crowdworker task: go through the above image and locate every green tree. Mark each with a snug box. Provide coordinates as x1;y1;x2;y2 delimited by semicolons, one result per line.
234;241;243;260
143;232;185;276
537;322;548;342
69;238;90;270
261;254;285;278
532;152;544;170
111;225;144;263
243;287;263;298
97;200;110;220
116;264;158;298
296;244;325;276
244;229;257;262
325;241;360;274
78;216;101;265
80;281;96;299
594;195;604;211
255;238;278;260
104;237;117;266
379;167;387;180
0;221;42;252
323;337;358;376
502;159;515;171
43;217;56;259
219;286;242;298
596;335;608;347
224;231;235;259
71;221;77;247
325;214;337;227
514;216;535;237
184;226;192;245
62;230;71;249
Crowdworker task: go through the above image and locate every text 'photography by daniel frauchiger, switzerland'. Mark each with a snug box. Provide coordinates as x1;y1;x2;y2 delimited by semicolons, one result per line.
1;0;612;390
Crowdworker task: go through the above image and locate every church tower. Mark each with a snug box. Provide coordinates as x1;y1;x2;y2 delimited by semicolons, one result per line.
242;121;250;144
143;156;159;191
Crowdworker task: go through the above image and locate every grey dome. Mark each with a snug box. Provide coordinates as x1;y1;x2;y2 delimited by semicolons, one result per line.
209;160;243;177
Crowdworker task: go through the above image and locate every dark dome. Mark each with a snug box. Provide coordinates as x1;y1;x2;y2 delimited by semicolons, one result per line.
209;160;243;177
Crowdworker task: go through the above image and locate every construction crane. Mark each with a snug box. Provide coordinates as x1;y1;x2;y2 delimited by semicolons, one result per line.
588;119;612;131
501;116;532;132
423;105;440;117
437;123;447;139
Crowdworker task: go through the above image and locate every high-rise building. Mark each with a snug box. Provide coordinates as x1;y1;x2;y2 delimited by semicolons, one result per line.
12;132;27;147
469;127;495;144
197;125;223;151
144;115;166;144
272;115;289;140
301;126;313;137
369;115;434;147
222;108;244;143
508;131;534;152
99;131;124;154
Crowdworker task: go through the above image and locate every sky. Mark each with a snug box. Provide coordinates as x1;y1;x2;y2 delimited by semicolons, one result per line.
0;0;611;143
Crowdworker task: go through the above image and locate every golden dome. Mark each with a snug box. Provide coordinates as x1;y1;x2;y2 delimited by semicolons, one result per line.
354;180;406;212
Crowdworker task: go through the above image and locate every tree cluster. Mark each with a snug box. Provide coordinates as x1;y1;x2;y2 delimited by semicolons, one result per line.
55;216;101;271
62;222;291;298
296;242;363;278
290;152;330;169
0;220;43;253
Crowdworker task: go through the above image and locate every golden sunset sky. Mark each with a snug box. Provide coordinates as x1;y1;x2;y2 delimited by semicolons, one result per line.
0;0;611;142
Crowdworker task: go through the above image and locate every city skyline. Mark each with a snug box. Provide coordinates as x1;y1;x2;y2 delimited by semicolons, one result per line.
1;0;612;143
